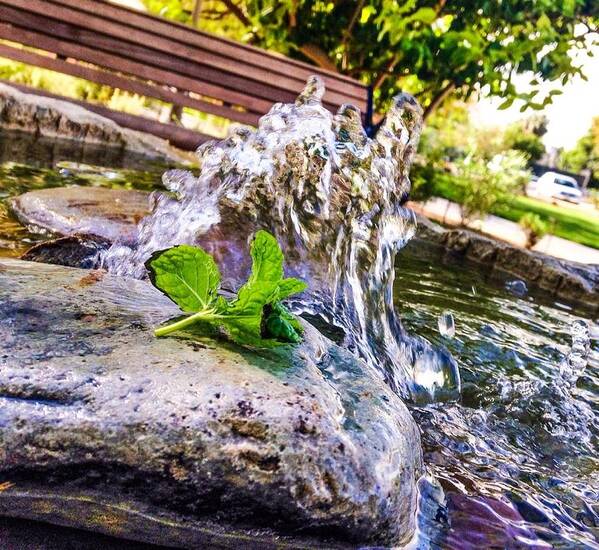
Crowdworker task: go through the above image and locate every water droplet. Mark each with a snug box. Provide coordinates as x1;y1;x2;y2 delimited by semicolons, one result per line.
505;279;527;296
412;346;461;404
438;311;455;338
558;319;590;388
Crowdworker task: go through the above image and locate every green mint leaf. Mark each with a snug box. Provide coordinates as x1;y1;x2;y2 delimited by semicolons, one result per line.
278;278;308;300
146;245;220;312
148;231;307;347
213;231;303;345
262;303;303;343
246;230;284;284
219;315;280;348
229;230;284;317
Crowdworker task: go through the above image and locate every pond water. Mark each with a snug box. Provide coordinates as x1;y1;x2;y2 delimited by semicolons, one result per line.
0;130;172;257
396;248;598;549
0;131;597;549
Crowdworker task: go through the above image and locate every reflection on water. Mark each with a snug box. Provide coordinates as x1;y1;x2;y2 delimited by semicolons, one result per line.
0;129;597;548
396;248;598;549
0;130;171;257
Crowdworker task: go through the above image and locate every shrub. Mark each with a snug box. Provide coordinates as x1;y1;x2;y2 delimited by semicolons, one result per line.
519;212;548;248
409;163;438;202
453;150;530;222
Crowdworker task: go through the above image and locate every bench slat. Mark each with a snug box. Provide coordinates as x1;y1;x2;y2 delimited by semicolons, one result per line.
0;20;275;116
2;0;367;111
0;0;371;145
50;0;368;100
0;42;261;126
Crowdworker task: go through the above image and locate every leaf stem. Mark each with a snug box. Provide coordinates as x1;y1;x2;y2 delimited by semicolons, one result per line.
154;310;217;337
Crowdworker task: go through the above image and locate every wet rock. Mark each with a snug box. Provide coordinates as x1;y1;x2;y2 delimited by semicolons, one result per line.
0;258;423;547
465;234;500;264
493;247;544;281
10;186;150;244
21;234;111;268
536;263;564;294
504;279;528;297
555;273;596;305
408;217;599;312
414;213;445;243
0;83;189;162
443;230;470;254
0;130;178;172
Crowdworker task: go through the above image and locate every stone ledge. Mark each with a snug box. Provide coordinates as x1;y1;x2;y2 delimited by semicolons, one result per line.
413;214;598;312
0;258;423;547
0;83;189;163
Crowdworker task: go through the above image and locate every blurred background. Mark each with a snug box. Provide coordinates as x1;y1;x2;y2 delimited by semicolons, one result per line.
0;0;597;261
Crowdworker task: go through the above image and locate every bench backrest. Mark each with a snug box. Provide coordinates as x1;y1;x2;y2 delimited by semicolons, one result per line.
0;0;370;129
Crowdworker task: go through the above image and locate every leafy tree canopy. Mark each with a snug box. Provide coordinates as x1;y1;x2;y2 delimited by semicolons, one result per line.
560;116;599;178
143;0;598;118
503;116;547;163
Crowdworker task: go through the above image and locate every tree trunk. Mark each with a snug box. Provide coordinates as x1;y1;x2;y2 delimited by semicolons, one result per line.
192;0;202;27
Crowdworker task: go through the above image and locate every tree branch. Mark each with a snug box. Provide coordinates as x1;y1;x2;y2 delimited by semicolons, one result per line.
373;0;446;90
341;0;364;69
373;54;401;90
299;43;338;72
192;0;202;27
423;81;456;119
221;0;251;27
288;0;298;28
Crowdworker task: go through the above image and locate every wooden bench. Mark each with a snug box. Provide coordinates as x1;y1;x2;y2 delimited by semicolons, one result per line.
0;0;371;150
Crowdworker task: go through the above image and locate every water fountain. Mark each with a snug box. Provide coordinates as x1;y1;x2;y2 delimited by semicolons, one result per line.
0;74;596;549
103;76;460;403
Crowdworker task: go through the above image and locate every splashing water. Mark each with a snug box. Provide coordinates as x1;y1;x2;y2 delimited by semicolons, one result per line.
102;77;459;402
438;311;455;338
395;254;598;547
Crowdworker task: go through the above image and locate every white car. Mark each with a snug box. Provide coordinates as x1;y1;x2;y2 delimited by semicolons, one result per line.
530;171;583;204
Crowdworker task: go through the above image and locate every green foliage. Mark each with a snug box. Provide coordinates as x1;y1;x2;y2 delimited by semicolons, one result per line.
559;117;599;179
419;103;545;166
145;0;597;116
504;132;546;164
412;101;533;204
409;163;438;202
503;118;547;163
147;231;307;346
453;150;529;221
432;174;599;249
141;0;248;39
519;212;548;248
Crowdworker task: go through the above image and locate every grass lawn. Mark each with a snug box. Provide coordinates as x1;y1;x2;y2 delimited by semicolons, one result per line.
494;196;599;250
430;174;599;250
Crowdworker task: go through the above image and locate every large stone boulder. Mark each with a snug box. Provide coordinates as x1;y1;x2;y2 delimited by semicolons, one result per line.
0;258;423;548
0;83;190;162
10;186;150;244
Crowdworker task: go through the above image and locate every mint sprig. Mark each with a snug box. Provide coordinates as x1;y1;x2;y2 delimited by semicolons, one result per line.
146;230;307;346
